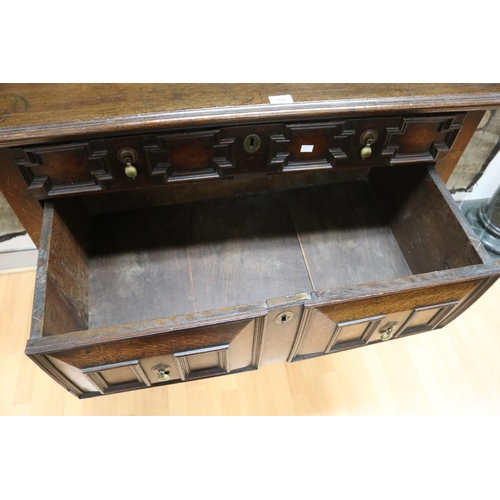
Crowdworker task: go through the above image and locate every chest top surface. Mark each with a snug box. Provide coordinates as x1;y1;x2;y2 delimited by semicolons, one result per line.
1;83;500;147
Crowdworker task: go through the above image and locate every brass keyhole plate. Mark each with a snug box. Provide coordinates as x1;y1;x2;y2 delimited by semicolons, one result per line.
275;311;294;324
243;134;261;153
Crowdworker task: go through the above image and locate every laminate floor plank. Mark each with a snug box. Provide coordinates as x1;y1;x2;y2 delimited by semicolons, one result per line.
4;270;500;416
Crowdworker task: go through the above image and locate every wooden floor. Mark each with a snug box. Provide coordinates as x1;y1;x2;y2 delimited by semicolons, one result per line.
2;269;500;416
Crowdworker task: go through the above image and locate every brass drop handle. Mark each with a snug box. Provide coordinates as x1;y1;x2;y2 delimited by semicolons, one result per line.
380;322;398;341
360;130;378;160
157;369;170;381
124;158;138;179
152;364;171;381
360;139;374;159
380;326;394;341
118;148;139;179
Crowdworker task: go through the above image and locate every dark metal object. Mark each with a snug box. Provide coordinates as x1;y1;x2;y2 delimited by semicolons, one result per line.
466;186;500;255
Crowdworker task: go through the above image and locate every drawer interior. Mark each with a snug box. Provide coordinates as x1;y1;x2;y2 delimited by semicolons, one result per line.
35;164;485;337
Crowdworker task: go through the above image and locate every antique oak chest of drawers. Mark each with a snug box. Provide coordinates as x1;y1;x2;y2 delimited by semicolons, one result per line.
1;84;500;398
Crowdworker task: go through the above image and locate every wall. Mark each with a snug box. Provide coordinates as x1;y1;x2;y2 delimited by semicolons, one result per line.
448;110;500;204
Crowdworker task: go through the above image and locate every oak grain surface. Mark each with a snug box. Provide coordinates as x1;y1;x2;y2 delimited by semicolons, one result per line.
3;269;500;415
286;181;412;290
2;84;500;146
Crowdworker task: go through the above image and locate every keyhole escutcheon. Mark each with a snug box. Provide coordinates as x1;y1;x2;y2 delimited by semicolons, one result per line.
275;311;294;324
243;134;261;153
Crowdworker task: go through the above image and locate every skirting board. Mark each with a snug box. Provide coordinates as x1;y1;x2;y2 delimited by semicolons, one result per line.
0;250;38;273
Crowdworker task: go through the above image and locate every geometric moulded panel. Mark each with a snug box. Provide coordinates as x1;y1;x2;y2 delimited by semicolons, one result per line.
145;130;235;182
15;142;112;198
82;360;151;395
269;121;352;171
382;114;465;165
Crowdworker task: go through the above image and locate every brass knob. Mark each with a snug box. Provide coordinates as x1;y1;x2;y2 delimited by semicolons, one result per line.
380;326;394;341
157;369;170;381
124;158;138;179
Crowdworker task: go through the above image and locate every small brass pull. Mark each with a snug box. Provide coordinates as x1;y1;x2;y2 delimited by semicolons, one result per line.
380;327;393;341
152;364;171;381
124;158;138;179
380;322;398;341
360;143;373;159
359;130;378;160
118;148;139;179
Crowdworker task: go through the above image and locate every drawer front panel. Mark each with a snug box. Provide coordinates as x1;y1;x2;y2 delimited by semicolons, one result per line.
13;131;237;198
13;113;466;199
265;114;465;172
289;280;481;361
47;315;266;395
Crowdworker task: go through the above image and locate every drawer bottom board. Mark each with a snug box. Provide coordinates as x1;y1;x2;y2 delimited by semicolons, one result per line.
87;181;412;329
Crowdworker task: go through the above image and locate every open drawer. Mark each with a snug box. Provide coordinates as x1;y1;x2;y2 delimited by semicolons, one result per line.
25;164;500;398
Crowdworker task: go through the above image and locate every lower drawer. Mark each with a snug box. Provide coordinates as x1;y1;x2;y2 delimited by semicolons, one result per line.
41;315;265;395
25;164;500;398
288;281;482;361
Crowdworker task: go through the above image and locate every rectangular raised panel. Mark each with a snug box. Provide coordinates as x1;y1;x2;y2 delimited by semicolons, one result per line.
325;315;386;352
82;360;151;394
174;344;230;381
395;301;459;337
